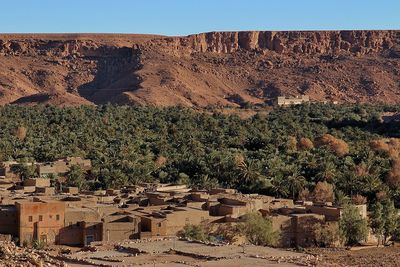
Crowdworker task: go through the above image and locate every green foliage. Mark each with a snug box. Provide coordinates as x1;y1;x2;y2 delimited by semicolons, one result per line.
0;103;398;203
313;222;340;247
180;224;215;242
240;212;280;246
10;163;37;181
339;205;369;246
32;239;46;250
370;200;399;244
65;165;87;190
370;202;385;245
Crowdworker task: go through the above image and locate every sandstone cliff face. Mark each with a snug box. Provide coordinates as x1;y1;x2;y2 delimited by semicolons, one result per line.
170;31;399;55
0;39;134;58
0;31;399;107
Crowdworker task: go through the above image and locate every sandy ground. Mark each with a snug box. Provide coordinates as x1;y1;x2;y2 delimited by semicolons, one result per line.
61;241;400;267
64;239;306;267
310;245;400;267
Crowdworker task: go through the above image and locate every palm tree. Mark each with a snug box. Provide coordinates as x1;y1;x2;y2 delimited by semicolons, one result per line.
270;174;289;198
287;171;306;200
316;161;337;183
238;159;262;185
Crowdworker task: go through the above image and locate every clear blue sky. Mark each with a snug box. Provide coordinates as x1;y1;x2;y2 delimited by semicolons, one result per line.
1;0;399;36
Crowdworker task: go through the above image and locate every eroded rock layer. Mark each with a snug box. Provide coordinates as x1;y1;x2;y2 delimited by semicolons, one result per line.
0;31;399;106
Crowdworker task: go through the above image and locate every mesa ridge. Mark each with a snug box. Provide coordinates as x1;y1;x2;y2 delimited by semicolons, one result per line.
0;30;399;106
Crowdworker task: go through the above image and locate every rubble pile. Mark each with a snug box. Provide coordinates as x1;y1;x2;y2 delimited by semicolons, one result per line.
0;242;66;267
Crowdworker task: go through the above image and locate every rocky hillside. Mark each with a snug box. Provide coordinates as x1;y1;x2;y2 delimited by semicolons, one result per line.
0;31;399;107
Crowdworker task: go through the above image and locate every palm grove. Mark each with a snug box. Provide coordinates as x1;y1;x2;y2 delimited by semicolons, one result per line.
1;103;400;244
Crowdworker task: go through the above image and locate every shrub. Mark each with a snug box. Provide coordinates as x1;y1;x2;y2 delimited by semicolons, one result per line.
312;182;335;203
15;126;27;141
297;137;314;150
298;188;310;201
240;212;280;246
313;222;340;247
370;201;398;245
314;134;349;156
180;224;214;242
351;194;367;205
287;136;298;151
386;159;400;188
339;205;369;246
32;239;46;250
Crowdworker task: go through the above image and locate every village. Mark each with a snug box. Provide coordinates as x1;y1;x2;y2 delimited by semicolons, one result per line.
0;156;370;250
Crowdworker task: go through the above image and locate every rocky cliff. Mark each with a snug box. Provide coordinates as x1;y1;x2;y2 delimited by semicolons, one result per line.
0;31;399;106
163;31;399;55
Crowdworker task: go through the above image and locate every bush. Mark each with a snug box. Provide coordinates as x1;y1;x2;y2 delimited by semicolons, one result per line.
351;194;367;205
313;182;335;203
180;224;215;242
313;222;340;247
314;134;349;156
15;126;27;141
240;212;280;246
297;137;314;150
32;239;46;250
339;205;369;246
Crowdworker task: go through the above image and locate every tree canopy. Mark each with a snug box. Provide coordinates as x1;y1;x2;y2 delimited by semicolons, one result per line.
1;103;400;206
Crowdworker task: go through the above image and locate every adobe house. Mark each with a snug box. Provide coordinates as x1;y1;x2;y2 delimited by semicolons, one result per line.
209;188;237;195
137;206;223;238
36;157;91;178
122;185;145;194
156;184;190;193
0;205;18;237
24;178;51;188
35;187;55;196
209;196;265;217
270;212;325;247
16;199;65;245
81;221;103;246
60;205;140;246
275;95;310;106
14;185;36;193
146;192;175;206
62;187;79;195
188;191;209;202
0;179;14;190
59;207;101;246
305;204;341;221
290;213;325;247
139;215;167;238
0;161;27;182
270;214;293;247
103;214;139;241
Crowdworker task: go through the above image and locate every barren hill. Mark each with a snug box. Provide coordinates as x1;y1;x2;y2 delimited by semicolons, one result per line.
0;31;399;107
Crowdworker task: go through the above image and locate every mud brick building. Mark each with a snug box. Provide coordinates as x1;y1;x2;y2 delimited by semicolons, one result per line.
0;181;371;248
16;199;65;245
36;157;91;178
276;95;310;106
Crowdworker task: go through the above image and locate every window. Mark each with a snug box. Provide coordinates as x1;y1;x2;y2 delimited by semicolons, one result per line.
28;216;33;222
39;215;43;222
56;214;60;221
157;223;162;227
